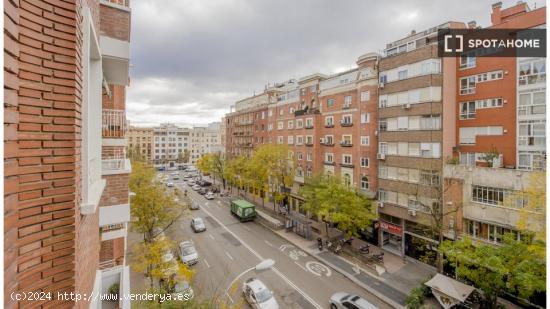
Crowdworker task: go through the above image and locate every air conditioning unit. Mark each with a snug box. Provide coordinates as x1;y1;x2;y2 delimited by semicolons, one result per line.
408;209;417;217
402;103;411;109
377;153;386;160
379;82;385;89
377;202;384;208
320;138;325;144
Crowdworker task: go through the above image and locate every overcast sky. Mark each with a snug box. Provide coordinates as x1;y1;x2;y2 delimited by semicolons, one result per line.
127;0;544;127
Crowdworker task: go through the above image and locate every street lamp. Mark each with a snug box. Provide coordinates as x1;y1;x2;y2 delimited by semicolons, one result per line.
225;259;275;302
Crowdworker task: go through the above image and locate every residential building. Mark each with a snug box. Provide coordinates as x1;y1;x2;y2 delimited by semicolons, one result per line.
376;22;463;261
445;2;546;245
127;126;154;161
4;0;132;307
152;124;190;166
190;122;223;164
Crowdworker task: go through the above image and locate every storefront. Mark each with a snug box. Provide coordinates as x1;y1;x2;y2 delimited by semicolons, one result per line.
404;220;438;266
379;219;404;255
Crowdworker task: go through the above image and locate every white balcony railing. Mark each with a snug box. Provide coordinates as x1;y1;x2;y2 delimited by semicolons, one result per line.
102;109;127;138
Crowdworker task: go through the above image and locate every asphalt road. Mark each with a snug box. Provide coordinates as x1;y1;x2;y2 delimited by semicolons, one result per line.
133;171;391;309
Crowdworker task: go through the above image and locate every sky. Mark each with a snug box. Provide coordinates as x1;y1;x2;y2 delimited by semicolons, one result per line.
126;0;545;127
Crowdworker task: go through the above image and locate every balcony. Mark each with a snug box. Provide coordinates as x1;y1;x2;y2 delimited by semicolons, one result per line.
305;124;314;129
102;109;127;138
321;140;334;146
305;141;314;147
340;163;354;168
340;121;353;127
519;73;546;86
323;161;335;166
102;157;131;175
340;141;353;147
100;0;130;86
98;262;130;309
324;123;334;128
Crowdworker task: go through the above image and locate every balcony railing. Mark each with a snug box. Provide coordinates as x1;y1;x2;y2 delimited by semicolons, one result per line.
102;109;127;138
102;158;130;173
99;257;125;270
103;0;129;7
519;73;546;86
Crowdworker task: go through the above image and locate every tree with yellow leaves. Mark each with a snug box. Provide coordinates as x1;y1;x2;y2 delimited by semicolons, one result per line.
516;171;546;243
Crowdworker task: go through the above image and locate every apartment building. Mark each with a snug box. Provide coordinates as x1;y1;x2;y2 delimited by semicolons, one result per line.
152;123;190;166
4;0;131;307
127;126;154;160
189;122;223;164
376;22;463;261
220;117;227;154
445;2;546;245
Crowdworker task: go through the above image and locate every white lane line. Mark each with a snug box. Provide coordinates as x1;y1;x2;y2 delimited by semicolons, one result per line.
226;293;234;304
225;252;234;260
199;205;322;309
264;240;273;247
294;261;309;273
204;259;210;268
208;234;215;240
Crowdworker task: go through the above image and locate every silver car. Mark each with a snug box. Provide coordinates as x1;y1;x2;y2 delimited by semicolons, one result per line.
329;293;378;309
178;241;199;265
191;217;206;232
190;201;200;210
242;278;279;309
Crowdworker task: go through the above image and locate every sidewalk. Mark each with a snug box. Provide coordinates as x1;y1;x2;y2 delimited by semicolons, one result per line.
230;189;436;308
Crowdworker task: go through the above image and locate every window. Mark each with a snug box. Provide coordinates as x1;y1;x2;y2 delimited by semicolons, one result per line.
343;154;352;164
305;118;314;128
519;59;546;85
360;136;369;146
327;99;335;107
296;135;303;145
279;109;284;116
344;96;352;108
341;115;352;125
379;142;387;154
306;135;313;144
296;119;303;128
277;121;283;130
341;135;352;145
325;153;334;163
398;70;408;80
379;119;387;131
360;91;370;102
460;76;476;95
277;136;283;144
460;53;476;69
287;136;294;144
460;101;476;119
360;113;370;124
518;120;545;147
325;116;334;126
343;173;351;187
518;150;546;171
360;157;369;167
472;185;512;206
379;74;387;83
297;153;303;160
288;120;293;129
268;110;273;117
518;91;545;116
361;176;369;190
459;126;503;145
420;170;440;186
307;153;312;161
324;135;333;145
379;95;388;108
267;123;273;131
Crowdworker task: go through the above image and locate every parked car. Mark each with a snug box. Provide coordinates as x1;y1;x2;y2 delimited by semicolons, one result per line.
178;241;199;265
173;175;180;180
190;201;200;210
191;217;206;232
199;180;212;187
192;184;201;191
160;252;179;278
210;186;220;193
171;280;194;300
205;192;215;200
329;293;378;309
197;188;207;195
242;278;279;309
166;182;174;187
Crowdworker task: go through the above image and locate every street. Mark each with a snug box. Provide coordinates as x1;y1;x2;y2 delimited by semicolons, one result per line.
133;171;391;309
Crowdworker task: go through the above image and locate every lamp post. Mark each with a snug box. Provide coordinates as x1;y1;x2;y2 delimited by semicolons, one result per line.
225;259;275;303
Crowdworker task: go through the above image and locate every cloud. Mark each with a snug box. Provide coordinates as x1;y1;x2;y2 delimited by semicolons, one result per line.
127;0;545;126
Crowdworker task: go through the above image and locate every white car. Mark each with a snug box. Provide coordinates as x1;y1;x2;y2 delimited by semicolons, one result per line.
329;293;378;309
192;184;201;191
178;241;199;265
205;192;215;200
191;217;206;233
242;278;279;309
166;182;174;187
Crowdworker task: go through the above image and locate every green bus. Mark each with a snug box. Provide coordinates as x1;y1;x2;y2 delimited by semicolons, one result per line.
230;199;256;222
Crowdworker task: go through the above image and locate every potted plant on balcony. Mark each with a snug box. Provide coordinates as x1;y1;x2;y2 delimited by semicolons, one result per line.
108;283;120;301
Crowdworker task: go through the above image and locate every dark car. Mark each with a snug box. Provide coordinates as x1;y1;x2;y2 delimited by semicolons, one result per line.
210;186;220;193
197;188;207;195
199;180;212;187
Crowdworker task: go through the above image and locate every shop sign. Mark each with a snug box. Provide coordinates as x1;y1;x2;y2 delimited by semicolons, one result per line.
380;221;402;234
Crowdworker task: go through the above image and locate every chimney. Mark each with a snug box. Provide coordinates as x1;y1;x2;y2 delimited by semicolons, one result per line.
491;1;503;25
467;20;477;29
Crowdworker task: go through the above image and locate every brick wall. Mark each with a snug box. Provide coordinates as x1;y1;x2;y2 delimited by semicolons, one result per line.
99;174;129;206
99;3;130;41
102;84;125;110
3;0;102;307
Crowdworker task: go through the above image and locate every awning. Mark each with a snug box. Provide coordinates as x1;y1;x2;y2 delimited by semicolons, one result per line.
424;274;475;309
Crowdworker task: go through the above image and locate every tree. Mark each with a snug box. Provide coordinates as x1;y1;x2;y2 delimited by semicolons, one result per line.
130;162;184;242
177;150;190;164
515;171;546;244
440;235;546;308
250;144;295;212
130;237;193;289
245;153;269;207
196;152;228;189
299;174;376;237
224;156;249;196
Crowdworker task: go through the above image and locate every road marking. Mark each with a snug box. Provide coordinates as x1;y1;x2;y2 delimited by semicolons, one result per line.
226;293;234;304
264;240;273;247
204;259;210;268
225;252;234;260
242;225;251;232
294;261;308;272
199;205;322;309
305;261;332;277
279;244;295;252
208;234;215;240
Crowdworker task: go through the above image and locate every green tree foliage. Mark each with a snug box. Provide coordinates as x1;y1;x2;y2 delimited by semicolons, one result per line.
177;150;190;164
224;156;249;194
440;235;545;308
299;174;375;236
515;171;546;244
130;161;183;241
196;152;228;188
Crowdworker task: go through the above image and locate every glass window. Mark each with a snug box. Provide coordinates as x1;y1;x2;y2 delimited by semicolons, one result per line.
327;99;335;107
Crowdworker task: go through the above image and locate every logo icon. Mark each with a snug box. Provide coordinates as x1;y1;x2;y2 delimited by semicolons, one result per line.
444;34;463;52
